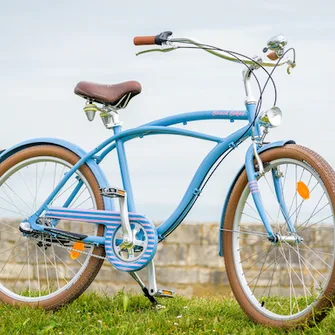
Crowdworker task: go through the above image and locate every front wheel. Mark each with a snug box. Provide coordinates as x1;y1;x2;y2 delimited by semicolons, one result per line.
223;144;335;328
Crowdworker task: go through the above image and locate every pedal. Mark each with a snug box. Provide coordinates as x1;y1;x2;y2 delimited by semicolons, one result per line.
43;227;88;241
100;187;126;198
154;289;175;298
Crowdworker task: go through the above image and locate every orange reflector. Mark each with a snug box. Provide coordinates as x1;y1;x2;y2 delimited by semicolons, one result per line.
70;242;85;260
297;181;310;200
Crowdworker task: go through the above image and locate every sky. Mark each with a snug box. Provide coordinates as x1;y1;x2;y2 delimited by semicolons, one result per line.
1;0;335;222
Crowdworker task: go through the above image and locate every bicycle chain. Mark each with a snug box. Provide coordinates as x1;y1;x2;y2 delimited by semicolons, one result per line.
28;234;109;261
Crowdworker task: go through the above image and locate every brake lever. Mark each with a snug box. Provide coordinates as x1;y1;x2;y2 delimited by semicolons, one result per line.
136;47;175;56
286;60;296;74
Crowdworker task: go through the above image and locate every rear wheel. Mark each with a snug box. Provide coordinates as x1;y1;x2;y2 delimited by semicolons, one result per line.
0;145;105;310
223;145;335;327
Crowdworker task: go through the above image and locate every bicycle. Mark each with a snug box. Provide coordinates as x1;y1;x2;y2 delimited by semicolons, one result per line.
0;31;334;329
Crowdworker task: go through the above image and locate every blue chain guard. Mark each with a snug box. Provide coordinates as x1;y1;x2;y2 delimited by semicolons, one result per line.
45;208;158;272
105;213;158;272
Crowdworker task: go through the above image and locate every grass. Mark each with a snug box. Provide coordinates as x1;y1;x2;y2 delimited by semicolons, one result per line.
0;292;335;335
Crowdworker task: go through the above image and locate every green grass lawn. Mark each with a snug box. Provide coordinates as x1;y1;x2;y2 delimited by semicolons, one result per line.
0;292;335;335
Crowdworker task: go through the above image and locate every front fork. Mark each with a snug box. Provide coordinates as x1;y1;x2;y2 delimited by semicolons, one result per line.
245;142;296;242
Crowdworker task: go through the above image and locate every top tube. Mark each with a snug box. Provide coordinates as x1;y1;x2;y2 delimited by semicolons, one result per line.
144;110;248;127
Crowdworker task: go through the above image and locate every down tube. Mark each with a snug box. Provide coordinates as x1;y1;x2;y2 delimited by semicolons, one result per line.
156;124;251;240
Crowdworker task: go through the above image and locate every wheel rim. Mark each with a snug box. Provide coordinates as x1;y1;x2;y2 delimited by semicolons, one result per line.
0;156;99;302
232;158;335;321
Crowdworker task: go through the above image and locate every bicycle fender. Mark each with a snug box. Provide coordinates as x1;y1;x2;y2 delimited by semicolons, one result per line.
0;138;114;211
218;140;295;257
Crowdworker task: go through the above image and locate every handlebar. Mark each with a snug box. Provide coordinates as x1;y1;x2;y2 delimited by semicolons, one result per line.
134;31;173;46
133;31;295;73
133;36;156;46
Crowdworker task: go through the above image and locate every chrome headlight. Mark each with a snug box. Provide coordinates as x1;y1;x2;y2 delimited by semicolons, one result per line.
259;107;282;127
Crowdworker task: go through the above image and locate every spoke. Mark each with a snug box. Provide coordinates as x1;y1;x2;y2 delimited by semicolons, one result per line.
296;243;308;308
3;181;32;214
5;247;27;282
251;246;274;294
263;247;280;298
242;247;275;275
41;236;51;294
51;244;60;290
240;246;273;263
0;195;24;211
296;203;330;231
277;244;300;314
70;187;87;208
33;162;48;211
53;162;57;190
18;170;36;204
296;215;333;233
245;201;260;216
283;244;324;291
246;255;278;286
0;219;20;232
0;206;26;217
50;180;77;205
73;196;91;209
220;228;268;238
299;241;331;269
0;237;25;272
50;244;78;276
237;239;265;252
12;262;27;291
33;164;38;212
36;240;70;287
281;240;328;281
58;165;66;185
0;184;29;217
298;247;333;256
35;244;41;297
241;212;263;223
0;239;27;258
27;241;31;295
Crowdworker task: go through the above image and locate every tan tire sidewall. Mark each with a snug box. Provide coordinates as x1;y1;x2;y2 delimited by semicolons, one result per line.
223;144;335;327
0;145;105;310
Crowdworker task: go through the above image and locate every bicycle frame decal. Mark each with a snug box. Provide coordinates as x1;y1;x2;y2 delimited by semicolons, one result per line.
248;180;259;194
212;110;246;118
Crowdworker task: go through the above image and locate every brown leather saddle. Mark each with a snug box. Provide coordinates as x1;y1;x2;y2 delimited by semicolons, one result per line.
74;81;142;109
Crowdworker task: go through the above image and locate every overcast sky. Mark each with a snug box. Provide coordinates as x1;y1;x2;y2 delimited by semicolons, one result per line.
1;0;334;222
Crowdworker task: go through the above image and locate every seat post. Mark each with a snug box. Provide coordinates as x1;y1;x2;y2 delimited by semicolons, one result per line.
113;125;136;212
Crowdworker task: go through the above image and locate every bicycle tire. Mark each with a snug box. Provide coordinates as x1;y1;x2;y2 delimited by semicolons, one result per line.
223;144;335;328
0;145;105;310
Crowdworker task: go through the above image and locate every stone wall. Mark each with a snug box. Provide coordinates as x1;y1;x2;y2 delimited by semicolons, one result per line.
1;220;331;298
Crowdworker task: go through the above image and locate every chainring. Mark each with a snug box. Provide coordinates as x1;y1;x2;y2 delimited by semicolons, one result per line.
105;214;158;272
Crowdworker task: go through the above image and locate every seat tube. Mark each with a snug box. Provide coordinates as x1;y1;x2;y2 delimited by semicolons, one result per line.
113;125;136;212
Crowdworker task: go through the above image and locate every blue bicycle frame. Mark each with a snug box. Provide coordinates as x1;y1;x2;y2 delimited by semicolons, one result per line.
3;102;293;248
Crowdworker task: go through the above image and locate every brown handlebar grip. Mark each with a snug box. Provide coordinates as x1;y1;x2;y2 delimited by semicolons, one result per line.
133;36;156;46
267;51;279;61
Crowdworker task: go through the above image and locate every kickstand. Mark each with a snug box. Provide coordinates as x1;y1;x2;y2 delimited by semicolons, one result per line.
128;271;158;306
142;287;158;306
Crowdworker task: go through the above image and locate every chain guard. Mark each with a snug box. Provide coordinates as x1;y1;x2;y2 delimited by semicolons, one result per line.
45;208;158;272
